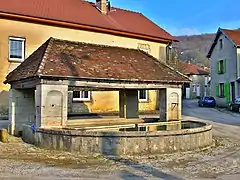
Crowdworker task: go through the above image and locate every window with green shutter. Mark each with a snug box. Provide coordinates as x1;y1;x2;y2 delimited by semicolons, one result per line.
224;83;231;103
219;83;224;97
219;60;224;74
223;59;226;73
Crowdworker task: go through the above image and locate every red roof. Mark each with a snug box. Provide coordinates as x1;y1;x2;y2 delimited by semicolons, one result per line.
0;0;176;42
178;61;209;75
222;29;240;45
5;38;189;83
207;28;240;58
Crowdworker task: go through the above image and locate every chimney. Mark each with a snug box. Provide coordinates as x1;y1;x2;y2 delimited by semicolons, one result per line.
96;0;108;14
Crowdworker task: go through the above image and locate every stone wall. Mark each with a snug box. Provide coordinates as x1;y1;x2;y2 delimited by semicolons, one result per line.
22;122;213;156
9;89;35;135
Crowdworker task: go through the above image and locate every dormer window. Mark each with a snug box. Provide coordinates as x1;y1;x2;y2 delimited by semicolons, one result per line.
219;39;223;50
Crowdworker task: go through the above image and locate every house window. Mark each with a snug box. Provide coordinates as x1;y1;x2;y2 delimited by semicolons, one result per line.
219;83;224;97
138;90;148;102
72;91;91;101
9;37;25;61
219;39;223;50
219;60;224;74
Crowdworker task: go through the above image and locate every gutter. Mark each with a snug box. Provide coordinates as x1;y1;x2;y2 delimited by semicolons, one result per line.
38;74;190;84
0;12;177;44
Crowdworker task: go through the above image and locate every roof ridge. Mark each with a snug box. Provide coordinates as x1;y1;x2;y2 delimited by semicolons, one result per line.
37;37;54;75
50;37;147;52
138;51;190;82
112;7;141;14
84;0;141;14
221;28;240;31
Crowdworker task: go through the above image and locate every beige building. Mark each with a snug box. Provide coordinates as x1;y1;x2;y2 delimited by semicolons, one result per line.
179;61;210;99
0;0;183;115
207;28;240;107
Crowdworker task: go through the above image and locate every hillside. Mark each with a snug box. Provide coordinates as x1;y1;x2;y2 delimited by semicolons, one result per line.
173;33;215;67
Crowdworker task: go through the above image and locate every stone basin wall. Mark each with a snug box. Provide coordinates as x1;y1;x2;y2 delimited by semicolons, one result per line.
22;122;213;156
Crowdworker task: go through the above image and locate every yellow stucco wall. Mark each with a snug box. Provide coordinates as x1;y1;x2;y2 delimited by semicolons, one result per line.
0;18;168;113
69;90;158;114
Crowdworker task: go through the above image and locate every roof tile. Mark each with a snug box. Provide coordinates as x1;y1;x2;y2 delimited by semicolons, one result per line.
6;38;189;83
178;61;209;75
222;29;240;45
0;0;175;41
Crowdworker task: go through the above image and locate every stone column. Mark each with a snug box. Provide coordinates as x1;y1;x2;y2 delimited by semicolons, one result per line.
159;87;182;121
159;89;167;121
119;90;139;119
9;88;35;135
35;84;68;128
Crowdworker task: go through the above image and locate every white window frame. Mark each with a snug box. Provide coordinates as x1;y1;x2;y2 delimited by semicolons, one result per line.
9;37;25;62
138;90;148;102
72;91;91;101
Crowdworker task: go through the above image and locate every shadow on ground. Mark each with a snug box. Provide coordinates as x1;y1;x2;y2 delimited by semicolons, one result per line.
101;132;182;180
110;157;182;180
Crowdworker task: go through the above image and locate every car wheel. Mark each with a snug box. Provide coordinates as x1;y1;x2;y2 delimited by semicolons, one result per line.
238;107;240;113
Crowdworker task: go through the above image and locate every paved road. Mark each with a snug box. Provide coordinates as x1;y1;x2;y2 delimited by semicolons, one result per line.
182;99;240;141
183;99;240;125
1;100;240;180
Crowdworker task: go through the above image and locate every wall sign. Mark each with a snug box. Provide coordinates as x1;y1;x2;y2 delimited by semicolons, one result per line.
137;43;151;53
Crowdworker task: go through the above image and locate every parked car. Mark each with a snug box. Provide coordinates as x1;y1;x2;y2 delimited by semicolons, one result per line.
229;97;240;112
198;96;216;107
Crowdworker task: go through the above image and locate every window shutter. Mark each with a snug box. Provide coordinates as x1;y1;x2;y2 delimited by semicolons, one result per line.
216;84;219;97
224;83;230;103
223;59;227;73
216;61;219;74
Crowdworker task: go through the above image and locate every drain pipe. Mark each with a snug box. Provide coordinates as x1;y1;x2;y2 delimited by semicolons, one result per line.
166;42;173;65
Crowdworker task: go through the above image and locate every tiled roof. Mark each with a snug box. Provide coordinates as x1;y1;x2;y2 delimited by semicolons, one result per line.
222;29;240;45
0;0;176;42
178;61;209;75
5;38;189;84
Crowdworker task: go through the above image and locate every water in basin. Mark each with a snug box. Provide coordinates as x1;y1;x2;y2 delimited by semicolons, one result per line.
119;121;204;132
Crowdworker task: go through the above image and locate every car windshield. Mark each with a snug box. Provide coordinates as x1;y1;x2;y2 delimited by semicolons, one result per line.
204;97;214;100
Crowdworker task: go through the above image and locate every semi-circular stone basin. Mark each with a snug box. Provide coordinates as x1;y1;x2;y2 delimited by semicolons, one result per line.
22;120;213;156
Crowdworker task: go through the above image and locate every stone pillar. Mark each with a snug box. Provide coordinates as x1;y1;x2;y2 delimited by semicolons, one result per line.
159;89;167;121
119;90;139;119
159;87;182;121
9;88;35;135
35;84;68;128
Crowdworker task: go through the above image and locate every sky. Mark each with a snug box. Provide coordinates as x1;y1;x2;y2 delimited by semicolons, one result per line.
89;0;240;36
